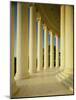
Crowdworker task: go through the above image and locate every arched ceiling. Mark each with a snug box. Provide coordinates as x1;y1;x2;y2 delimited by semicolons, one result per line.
35;3;60;35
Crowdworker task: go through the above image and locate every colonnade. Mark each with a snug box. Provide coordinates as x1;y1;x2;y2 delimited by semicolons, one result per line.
11;2;73;95
14;2;60;80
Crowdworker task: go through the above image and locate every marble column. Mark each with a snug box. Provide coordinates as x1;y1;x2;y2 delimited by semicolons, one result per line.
15;3;29;80
56;6;74;92
60;5;65;69
29;5;37;73
10;2;17;96
62;5;73;91
65;5;73;72
44;24;48;70
50;31;54;68
37;16;43;71
56;34;59;67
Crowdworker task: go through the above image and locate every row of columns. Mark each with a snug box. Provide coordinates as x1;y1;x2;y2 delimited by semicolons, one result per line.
15;2;59;80
11;2;73;95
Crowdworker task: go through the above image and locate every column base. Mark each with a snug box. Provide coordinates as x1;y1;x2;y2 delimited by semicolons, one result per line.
15;72;30;80
10;79;18;97
44;66;48;70
50;66;54;69
37;66;43;72
29;69;37;74
59;66;64;71
56;66;59;68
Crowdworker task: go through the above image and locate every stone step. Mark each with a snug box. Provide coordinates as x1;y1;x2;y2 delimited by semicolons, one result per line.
60;72;73;85
56;72;73;92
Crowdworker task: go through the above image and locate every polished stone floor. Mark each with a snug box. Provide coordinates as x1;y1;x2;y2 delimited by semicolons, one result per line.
14;68;73;97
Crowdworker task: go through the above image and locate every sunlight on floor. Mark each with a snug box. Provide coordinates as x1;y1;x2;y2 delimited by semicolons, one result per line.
14;68;73;97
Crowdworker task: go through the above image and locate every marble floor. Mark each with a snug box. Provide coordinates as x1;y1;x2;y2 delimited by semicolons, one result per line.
14;68;73;98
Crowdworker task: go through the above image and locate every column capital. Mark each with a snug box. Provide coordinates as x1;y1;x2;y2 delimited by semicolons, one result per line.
37;13;41;22
61;5;65;9
55;33;59;37
43;24;47;30
22;2;29;6
49;30;53;33
37;16;41;22
28;3;35;8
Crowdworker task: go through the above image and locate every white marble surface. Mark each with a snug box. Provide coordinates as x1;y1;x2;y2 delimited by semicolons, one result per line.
14;68;72;97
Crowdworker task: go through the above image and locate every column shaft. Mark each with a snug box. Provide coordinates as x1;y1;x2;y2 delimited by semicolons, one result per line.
56;34;59;67
60;5;65;69
44;25;48;69
37;17;42;71
15;3;29;80
65;6;73;72
50;31;54;68
10;2;17;96
29;6;36;73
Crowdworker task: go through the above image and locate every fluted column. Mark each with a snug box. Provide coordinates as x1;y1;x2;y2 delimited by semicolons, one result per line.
60;5;65;69
15;3;29;80
43;24;48;70
56;34;59;67
50;31;54;68
37;16;43;71
29;5;36;73
10;2;17;96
